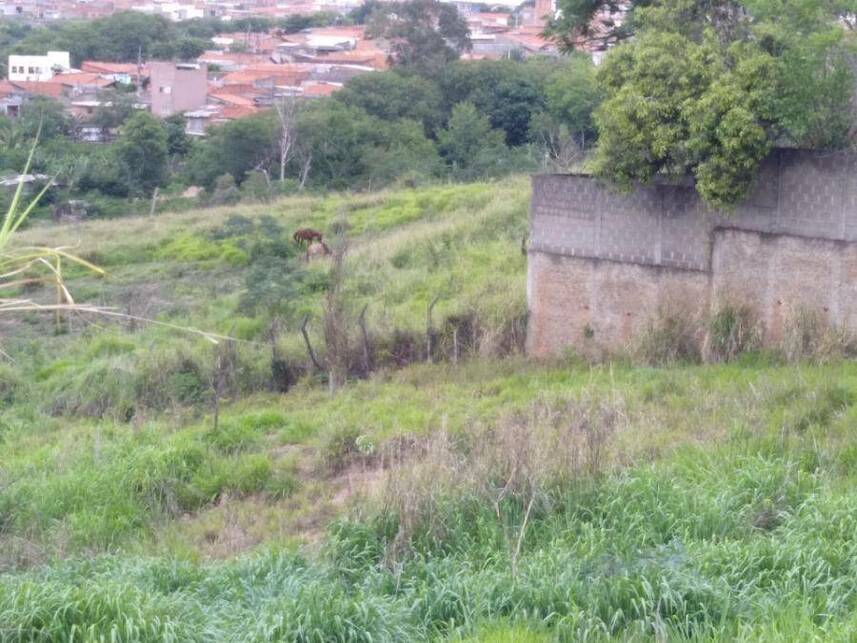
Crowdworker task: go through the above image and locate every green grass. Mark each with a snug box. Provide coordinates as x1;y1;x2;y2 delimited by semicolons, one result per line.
2;178;857;639
2;410;856;640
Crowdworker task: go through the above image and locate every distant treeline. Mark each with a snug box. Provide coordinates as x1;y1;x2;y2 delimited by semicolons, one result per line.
0;11;342;75
0;51;600;216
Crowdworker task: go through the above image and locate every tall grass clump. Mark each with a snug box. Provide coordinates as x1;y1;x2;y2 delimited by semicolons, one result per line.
370;397;621;566
3;377;857;640
704;302;760;362
780;305;854;363
636;307;702;365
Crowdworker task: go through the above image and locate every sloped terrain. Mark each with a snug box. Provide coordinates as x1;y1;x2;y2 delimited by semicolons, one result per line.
1;179;857;641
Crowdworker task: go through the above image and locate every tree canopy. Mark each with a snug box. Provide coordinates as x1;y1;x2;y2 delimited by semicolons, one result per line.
591;0;856;209
115;111;169;196
366;0;471;73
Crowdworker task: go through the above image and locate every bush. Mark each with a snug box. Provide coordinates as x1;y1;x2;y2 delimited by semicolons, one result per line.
208;174;240;205
781;306;854;363
0;364;25;405
222;454;273;495
240;171;272;202
704;303;760;362
636;309;701;365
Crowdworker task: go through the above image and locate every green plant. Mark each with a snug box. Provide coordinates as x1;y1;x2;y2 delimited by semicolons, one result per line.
781;305;854;363
705;303;760;362
636;308;701;365
0;134;104;327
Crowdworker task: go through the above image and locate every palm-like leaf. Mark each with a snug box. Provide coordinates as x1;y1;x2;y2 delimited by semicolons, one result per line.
0;129;104;327
0;132;229;346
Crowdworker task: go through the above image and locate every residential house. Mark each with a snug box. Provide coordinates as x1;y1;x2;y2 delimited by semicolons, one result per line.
149;61;208;117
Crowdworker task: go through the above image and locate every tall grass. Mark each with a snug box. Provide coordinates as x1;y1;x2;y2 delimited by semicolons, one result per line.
3;435;856;641
3;176;857;640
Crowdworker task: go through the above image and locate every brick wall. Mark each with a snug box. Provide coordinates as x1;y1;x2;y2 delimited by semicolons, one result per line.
527;149;857;357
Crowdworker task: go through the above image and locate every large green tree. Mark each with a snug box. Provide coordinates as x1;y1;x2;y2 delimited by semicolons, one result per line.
435;60;549;146
366;0;470;73
592;0;855;209
437;102;510;180
334;71;443;136
186;114;278;188
115;111;168;196
293;100;441;189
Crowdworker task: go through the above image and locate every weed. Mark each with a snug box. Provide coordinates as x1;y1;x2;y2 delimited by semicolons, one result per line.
781;305;855;363
636;308;701;365
704;302;760;362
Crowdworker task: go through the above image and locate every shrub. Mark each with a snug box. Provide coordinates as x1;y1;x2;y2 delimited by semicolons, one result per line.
704;303;760;362
0;364;25;406
636;309;701;365
780;305;854;363
240;171;272;202
223;454;273;495
321;424;362;473
208;173;240;205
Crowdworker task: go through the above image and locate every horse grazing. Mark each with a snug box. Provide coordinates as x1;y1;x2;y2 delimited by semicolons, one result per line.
293;228;324;246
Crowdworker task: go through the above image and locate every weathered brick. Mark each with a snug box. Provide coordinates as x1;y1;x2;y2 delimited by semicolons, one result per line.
528;149;857;357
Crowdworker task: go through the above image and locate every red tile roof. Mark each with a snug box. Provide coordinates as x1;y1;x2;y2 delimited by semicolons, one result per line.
218;104;259;120
53;72;115;87
9;81;65;97
81;61;149;75
209;92;257;107
220;66;311;86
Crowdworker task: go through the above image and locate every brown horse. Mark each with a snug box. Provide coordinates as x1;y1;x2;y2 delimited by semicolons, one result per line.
293;228;324;246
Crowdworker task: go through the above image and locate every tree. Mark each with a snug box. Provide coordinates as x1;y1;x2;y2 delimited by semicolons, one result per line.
115;111;168;196
437;102;509;180
543;54;602;147
546;0;643;53
360;118;443;188
349;0;382;25
293;100;441;189
367;0;471;73
175;36;210;61
91;88;138;134
592;0;855;209
274;97;300;182
334;71;443;136
277;12;339;33
164;113;191;159
17;97;71;141
435;60;548;146
186;113;278;188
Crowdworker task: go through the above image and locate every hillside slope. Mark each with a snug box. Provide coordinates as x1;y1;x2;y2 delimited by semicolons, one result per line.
2;179;857;641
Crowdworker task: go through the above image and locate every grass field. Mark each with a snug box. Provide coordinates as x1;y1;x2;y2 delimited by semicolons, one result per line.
2;178;857;640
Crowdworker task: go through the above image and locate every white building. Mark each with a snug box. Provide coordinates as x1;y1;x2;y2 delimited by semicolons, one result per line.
131;3;204;22
8;51;71;82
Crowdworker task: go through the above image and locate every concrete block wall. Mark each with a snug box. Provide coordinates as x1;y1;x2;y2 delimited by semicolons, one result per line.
527;149;857;357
